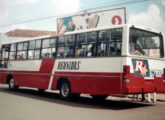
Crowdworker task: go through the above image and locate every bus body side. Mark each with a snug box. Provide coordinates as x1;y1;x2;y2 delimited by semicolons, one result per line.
50;57;123;95
0;59;123;95
0;24;165;97
0;59;55;90
0;25;124;96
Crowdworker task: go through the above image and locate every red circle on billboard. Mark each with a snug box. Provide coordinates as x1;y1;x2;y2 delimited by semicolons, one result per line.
112;16;122;25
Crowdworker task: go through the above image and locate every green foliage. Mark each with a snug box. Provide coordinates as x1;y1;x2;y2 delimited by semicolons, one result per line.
138;37;158;49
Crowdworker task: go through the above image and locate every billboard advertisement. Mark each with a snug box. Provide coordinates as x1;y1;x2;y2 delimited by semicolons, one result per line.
57;7;126;34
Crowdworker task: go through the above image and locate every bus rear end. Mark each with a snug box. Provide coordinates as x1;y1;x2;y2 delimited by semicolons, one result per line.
122;25;165;94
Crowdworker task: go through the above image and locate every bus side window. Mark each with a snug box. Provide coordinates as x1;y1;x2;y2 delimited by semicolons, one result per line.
17;42;28;60
34;40;41;59
76;45;85;57
86;44;96;57
76;32;97;57
76;33;87;57
97;30;110;56
97;42;105;56
28;50;34;59
28;40;35;59
42;38;56;59
108;28;122;56
65;45;75;57
9;43;16;60
27;40;41;60
42;48;51;59
87;31;97;57
34;50;40;59
2;45;10;60
65;35;75;58
57;35;75;58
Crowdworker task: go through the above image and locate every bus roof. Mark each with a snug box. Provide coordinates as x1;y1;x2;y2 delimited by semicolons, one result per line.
1;35;51;45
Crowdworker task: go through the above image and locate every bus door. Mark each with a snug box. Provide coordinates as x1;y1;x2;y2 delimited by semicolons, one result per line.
0;44;10;83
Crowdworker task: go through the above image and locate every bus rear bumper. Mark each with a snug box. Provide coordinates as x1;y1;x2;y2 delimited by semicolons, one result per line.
122;86;165;94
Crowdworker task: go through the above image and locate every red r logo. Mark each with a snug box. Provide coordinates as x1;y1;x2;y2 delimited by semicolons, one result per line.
112;16;122;25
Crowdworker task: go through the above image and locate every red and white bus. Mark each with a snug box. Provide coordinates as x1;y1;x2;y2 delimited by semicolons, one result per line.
0;24;165;100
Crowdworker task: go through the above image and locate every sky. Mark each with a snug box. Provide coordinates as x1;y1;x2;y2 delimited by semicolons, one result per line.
0;0;165;34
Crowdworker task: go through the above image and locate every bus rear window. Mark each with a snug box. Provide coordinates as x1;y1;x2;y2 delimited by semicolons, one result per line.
129;28;164;58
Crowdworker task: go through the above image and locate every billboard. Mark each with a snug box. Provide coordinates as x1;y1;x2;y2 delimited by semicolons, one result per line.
57;7;126;34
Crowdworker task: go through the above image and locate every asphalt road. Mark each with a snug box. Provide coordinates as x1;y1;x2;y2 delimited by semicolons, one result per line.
0;84;165;120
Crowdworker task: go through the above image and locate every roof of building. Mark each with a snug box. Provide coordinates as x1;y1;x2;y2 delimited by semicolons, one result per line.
5;29;57;38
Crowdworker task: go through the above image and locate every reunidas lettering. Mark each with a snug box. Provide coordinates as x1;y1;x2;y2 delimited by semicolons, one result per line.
57;61;81;70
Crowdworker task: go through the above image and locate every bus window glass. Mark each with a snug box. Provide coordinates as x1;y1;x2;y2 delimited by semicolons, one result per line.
2;45;9;60
41;48;52;58
58;36;66;45
18;43;23;50
86;44;96;57
57;36;75;58
23;42;28;50
87;31;97;43
36;40;41;49
28;50;34;59
57;46;66;58
66;45;75;57
17;51;27;60
98;31;105;41
29;41;35;49
10;44;16;51
109;28;122;56
97;28;122;57
34;50;40;59
77;33;86;43
98;30;112;42
76;45;85;57
42;38;56;59
52;48;56;58
42;39;49;48
57;45;75;58
9;52;16;60
50;38;56;47
67;35;75;44
2;50;8;60
97;42;107;56
76;33;91;57
129;28;163;57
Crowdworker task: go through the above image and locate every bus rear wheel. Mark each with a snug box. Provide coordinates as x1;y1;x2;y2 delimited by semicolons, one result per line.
59;81;71;99
8;78;18;91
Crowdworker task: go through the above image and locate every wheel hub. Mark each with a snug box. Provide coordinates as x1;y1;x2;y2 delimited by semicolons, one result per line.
61;83;69;97
9;78;14;89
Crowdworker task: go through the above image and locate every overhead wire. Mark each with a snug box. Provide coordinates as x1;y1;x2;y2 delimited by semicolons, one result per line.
0;0;151;28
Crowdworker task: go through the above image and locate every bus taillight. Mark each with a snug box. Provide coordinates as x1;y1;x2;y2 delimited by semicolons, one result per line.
123;65;130;82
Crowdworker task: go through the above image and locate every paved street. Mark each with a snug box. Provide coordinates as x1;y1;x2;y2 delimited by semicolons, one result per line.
0;84;165;120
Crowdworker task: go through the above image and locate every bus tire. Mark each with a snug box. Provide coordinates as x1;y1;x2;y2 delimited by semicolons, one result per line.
8;78;19;91
59;81;71;99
